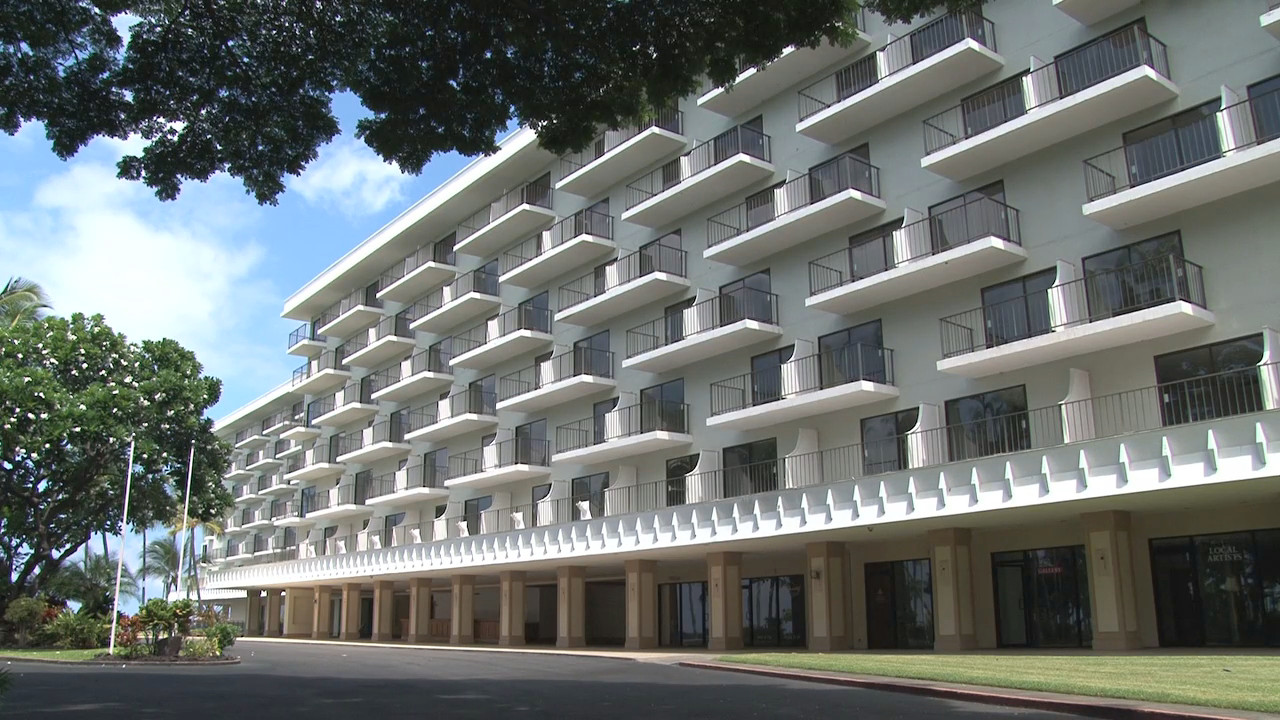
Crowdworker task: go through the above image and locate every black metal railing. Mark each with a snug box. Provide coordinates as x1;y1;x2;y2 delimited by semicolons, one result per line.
707;155;881;247
799;11;997;121
940;255;1207;358
405;389;497;434
288;322;325;350
284;440;337;475
233;428;251;445
923;24;1169;153
558;243;687;311
264;471;290;492
416;270;501;320
499;348;615;401
556;402;689;453
365;459;449;500
453;305;552;355
315;286;383;329
710;344;896;415
500;210;615;275
808;196;1021;296
1083;85;1280;201
625;124;772;210
228;454;249;474
380;242;458;289
260;409;291;434
291;349;347;386
306;482;369;512
559;107;684;178
336;417;407;457
626;287;779;358
458;175;554;241
449;438;552;478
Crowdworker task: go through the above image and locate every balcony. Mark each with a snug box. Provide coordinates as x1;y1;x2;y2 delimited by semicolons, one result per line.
245;445;282;472
1081;85;1280;228
497;348;617;413
232;482;261;504
282;442;344;484
276;439;302;460
698;14;870;117
315;286;383;339
259;471;295;497
376;244;459;305
555;243;690;326
334;418;411;465
499;210;616;289
556;108;688;196
403;389;498;443
624;288;783;373
226;543;252;562
796;12;1003;145
342;314;417;369
290;350;352;396
232;427;268;450
308;382;378;429
364;461;450;507
280;416;322;443
407;270;501;335
621;124;774;228
707;344;899;431
224;455;253;482
368;349;454;403
303;483;373;522
243;506;273;531
1267;2;1280;39
449;306;554;371
807;197;1027;315
455;175;556;258
553;403;692;465
705;155;885;266
446;439;552;489
260;409;296;436
224;510;248;534
287;323;326;358
1053;0;1140;26
938;255;1214;378
922;25;1177;181
273;500;313;529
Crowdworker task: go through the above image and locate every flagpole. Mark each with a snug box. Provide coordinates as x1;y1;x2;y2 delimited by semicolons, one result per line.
176;440;196;599
108;436;136;657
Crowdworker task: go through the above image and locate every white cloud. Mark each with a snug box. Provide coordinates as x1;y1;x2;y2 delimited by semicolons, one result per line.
290;136;411;218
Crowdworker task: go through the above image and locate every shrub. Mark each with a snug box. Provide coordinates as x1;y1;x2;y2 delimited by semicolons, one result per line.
201;623;239;654
40;611;108;649
180;637;220;660
137;599;196;656
115;644;150;660
114;614;144;652
4;597;47;648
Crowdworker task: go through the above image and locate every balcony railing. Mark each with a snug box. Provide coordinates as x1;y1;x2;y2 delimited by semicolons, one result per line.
418;270;500;316
707;154;881;247
449;438;552;478
500;210;615;275
288;322;325;349
304;482;369;513
453;306;552;355
923;24;1170;154
335;418;406;456
458;175;554;242
365;460;449;500
344;314;414;356
556;402;689;453
405;389;497;432
499;348;615;402
624;124;772;210
559;107;684;178
233;429;250;445
371;347;453;394
380;241;457;288
709;344;896;415
315;286;382;329
798;11;997;121
291;349;347;386
228;454;249;473
940;255;1207;359
808;196;1022;296
1083;85;1280;201
284;440;337;475
626;287;779;358
558;243;687;311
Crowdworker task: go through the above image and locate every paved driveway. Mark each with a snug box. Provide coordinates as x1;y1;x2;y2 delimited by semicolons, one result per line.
1;641;1079;719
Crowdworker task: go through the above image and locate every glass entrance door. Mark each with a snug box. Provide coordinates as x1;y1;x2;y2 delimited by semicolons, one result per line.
992;546;1091;648
865;559;934;649
741;575;806;647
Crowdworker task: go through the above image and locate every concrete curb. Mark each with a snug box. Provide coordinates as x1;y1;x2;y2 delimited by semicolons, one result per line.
236;635;644;662
678;661;1262;720
1;655;242;667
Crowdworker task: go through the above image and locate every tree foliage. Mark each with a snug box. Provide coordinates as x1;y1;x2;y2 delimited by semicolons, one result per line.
1;0;976;205
41;550;139;618
0;277;51;330
0;313;232;606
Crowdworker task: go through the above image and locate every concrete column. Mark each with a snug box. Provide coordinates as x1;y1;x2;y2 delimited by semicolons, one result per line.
806;542;850;651
339;583;362;641
264;590;283;637
245;590;263;637
1083;511;1141;650
556;566;586;648
450;575;475;645
407;578;432;643
283;588;314;638
707;552;743;651
929;528;977;651
371;580;395;642
625;559;657;650
499;571;527;647
312;585;333;639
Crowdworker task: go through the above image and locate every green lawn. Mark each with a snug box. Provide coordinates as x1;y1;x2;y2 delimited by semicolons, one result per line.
720;653;1280;714
0;647;106;662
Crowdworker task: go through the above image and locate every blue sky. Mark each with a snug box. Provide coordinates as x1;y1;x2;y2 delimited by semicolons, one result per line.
0;94;474;609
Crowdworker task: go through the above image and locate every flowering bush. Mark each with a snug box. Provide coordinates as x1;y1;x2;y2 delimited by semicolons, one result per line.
180;638;220;659
114;614;144;650
39;610;108;649
201;623;239;654
136;599;195;656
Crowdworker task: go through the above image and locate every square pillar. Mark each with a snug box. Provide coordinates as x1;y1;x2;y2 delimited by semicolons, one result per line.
407;578;432;643
929;528;977;651
499;571;527;646
371;580;395;642
284;588;314;638
556;566;586;648
339;583;362;641
806;542;850;651
312;585;333;639
625;559;658;650
1083;511;1141;650
450;575;475;645
264;590;283;637
707;552;743;651
245;590;263;637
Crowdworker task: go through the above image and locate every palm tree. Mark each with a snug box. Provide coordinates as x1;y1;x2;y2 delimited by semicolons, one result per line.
140;536;181;599
0;276;52;329
49;551;141;617
170;514;224;605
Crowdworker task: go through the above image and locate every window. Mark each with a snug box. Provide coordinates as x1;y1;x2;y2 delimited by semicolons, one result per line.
981;268;1055;347
423;449;447;487
928;181;1009;251
532;483;552;504
723;438;777;498
993;546;1091;648
571;472;610;520
744;181;784;230
961;74;1026;139
531;350;553;389
474;258;499;295
664;297;695;344
1248;75;1280;145
518;292;551;332
574;330;610;377
659;582;708;647
353;470;372;504
433;233;457;265
432;504;447;520
300;485;317;514
467;375;496;415
945;385;1030;461
1123;100;1221;187
749;346;793;406
515;419;548;465
592;397;619;444
665;454;698;507
383;512;405;536
428;337;452;372
719;270;773;325
463;496;492;536
810;145;872;201
1154;335;1264;426
847;219;903;280
522;172;552;207
865;559;934;649
861;408;920;475
818;320;886;387
1082;232;1185;320
641;379;685;433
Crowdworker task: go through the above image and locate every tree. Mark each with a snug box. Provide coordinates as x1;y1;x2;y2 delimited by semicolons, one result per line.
170;513;224;606
3;596;46;647
45;551;140;618
1;0;976;205
0;313;232;608
0;277;51;330
140;536;180;600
